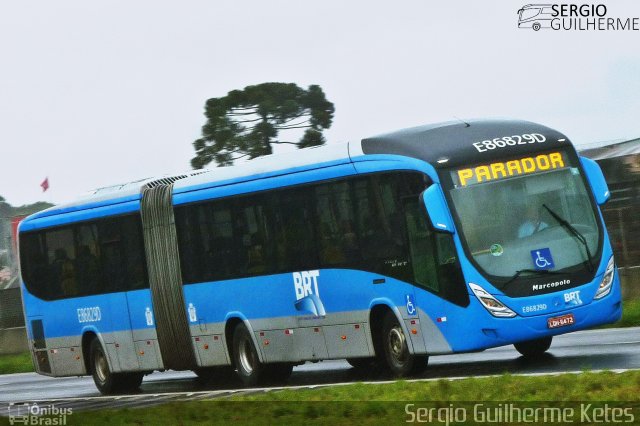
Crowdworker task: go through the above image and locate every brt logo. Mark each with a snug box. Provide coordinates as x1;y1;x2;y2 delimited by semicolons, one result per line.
564;290;583;306
293;270;326;316
294;270;320;301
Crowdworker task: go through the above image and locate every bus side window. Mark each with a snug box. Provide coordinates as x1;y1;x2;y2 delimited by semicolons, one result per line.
176;204;213;283
353;174;414;281
120;216;148;290
20;214;147;299
20;232;51;299
202;204;237;281
97;220;125;293
75;224;102;295
314;181;359;266
95;216;148;293
237;200;269;276
277;189;318;272
46;228;77;298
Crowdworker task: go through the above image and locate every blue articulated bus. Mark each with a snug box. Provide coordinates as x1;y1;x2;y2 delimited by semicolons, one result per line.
18;119;622;394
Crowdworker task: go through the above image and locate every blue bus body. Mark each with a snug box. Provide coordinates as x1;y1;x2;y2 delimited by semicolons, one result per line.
18;119;621;391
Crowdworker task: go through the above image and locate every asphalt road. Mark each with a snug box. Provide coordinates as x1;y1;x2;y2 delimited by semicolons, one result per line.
1;327;638;414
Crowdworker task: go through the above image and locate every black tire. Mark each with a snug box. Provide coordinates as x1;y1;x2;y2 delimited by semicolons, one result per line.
514;336;552;357
262;363;294;385
89;339;143;394
533;22;541;31
118;372;144;391
381;312;428;377
232;323;264;387
193;366;236;386
346;357;378;370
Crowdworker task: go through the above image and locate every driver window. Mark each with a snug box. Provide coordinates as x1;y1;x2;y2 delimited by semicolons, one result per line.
404;199;439;292
404;197;469;306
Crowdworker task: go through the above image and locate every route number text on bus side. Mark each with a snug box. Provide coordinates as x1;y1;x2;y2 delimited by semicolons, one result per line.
77;306;101;323
473;134;546;153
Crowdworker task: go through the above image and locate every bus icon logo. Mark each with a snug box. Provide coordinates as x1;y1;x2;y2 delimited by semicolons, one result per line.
8;402;29;425
517;4;554;31
531;248;555;270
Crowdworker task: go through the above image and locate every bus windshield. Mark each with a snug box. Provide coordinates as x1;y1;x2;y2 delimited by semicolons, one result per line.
447;151;601;282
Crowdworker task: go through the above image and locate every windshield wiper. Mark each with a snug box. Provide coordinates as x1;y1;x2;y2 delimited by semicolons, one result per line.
542;204;595;273
502;268;564;289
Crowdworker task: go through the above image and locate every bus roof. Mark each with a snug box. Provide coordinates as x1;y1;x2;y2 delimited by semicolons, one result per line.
22;142;360;222
361;118;568;169
22;118;570;223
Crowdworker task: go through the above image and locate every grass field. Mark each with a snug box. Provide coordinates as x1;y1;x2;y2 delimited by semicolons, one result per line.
0;351;32;375
616;297;640;327
14;371;638;426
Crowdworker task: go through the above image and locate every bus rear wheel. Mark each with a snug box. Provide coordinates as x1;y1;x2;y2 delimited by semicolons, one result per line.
514;336;553;358
89;339;143;394
382;312;428;377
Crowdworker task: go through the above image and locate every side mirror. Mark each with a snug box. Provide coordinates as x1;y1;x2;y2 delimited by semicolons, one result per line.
422;184;455;234
580;157;610;205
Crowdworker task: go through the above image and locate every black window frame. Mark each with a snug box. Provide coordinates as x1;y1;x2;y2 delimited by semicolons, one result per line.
19;213;149;301
174;170;469;306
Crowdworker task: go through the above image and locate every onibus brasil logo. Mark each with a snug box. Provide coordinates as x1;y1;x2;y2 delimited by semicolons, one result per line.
8;402;73;425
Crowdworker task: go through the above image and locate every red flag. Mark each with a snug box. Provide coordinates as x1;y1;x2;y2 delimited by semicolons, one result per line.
40;177;49;192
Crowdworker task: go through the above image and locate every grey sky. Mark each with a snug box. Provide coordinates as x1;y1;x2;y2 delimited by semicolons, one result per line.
1;1;639;206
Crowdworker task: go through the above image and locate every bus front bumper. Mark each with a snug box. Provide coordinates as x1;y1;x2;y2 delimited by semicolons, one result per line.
450;276;623;352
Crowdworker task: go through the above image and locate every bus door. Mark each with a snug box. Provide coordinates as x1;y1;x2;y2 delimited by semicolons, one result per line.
105;291;138;371
402;197;453;354
93;217;139;372
96;217;162;372
123;288;164;371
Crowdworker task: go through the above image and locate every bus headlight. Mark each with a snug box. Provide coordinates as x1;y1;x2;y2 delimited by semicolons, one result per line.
594;256;615;300
469;283;517;318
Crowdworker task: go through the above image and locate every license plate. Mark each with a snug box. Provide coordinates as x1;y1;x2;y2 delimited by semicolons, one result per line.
547;313;575;329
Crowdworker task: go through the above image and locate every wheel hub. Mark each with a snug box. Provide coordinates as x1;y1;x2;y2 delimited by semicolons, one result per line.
388;326;408;363
238;338;255;374
95;351;108;383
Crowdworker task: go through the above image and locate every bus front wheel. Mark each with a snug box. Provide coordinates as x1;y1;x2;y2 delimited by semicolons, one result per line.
382;312;428;377
514;336;553;357
232;323;264;387
89;339;143;394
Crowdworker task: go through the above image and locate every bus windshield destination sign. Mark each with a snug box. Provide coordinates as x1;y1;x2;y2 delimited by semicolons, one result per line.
452;151;569;187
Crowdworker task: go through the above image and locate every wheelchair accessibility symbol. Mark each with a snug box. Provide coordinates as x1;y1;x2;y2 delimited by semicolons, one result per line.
406;294;417;315
531;248;555;270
